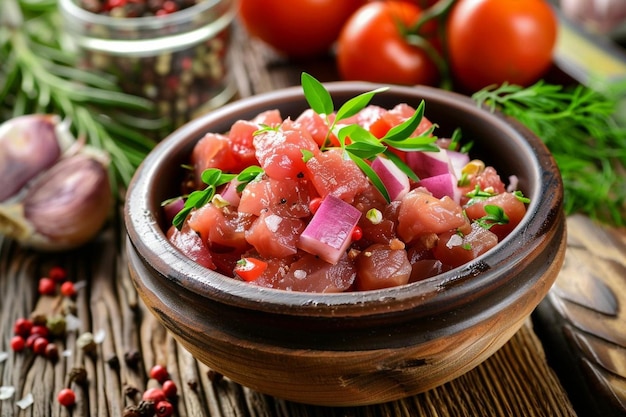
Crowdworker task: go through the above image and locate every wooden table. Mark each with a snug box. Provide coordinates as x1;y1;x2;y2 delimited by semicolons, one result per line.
1;24;625;417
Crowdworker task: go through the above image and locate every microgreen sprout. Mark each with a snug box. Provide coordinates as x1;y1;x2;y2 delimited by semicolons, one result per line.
301;72;439;202
171;166;264;229
475;205;509;230
464;185;496;206
513;190;531;204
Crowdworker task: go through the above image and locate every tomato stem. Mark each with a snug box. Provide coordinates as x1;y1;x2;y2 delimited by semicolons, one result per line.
405;0;457;90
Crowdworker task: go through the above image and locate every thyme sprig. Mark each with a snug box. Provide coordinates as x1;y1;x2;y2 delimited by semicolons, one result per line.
0;0;160;193
473;81;626;226
301;72;438;202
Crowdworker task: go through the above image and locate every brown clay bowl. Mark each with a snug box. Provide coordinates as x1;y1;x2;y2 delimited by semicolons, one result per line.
124;82;566;406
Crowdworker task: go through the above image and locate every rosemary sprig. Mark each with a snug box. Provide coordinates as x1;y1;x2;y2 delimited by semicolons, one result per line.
0;0;159;194
473;81;626;226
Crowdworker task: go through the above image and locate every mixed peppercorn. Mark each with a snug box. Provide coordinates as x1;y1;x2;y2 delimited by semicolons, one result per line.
6;265;182;415
67;0;235;134
77;0;200;17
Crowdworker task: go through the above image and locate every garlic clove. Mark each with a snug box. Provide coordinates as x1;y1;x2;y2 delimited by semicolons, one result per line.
0;153;112;251
0;114;71;202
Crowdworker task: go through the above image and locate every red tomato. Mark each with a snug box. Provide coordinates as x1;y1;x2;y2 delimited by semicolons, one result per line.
336;1;440;86
446;0;558;92
238;0;366;58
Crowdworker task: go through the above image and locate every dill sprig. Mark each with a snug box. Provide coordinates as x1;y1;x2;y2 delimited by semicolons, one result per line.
0;0;160;194
473;81;626;226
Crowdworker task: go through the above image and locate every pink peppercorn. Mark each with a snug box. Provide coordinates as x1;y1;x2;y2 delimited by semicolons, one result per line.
60;281;77;297
13;318;33;337
57;388;76;407
162;380;178;398
155;400;174;417
38;277;56;295
10;335;25;352
149;364;169;384
162;0;178;13
30;324;49;338
32;337;49;355
48;266;67;282
142;387;166;404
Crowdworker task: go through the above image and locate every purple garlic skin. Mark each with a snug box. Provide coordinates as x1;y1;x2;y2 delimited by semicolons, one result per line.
0;115;63;202
22;153;112;250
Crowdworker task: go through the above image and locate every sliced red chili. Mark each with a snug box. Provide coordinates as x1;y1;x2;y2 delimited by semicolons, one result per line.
234;257;268;282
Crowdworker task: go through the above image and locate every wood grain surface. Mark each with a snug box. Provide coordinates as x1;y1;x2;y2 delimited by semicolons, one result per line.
534;214;626;417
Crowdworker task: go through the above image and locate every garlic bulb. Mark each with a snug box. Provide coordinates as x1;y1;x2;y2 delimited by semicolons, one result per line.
0;114;73;202
0;114;112;251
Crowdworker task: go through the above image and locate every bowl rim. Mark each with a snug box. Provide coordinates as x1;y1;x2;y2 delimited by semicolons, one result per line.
124;81;563;317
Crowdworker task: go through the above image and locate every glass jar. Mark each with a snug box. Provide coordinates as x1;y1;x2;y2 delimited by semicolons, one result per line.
58;0;238;134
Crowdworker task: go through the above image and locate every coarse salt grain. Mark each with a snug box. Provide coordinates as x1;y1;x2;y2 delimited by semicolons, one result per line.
0;386;15;400
446;234;464;249
94;329;106;344
264;214;283;233
16;393;33;409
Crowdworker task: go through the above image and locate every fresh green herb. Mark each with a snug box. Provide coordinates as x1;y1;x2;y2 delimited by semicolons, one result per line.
172;166;264;229
235;166;265;192
301;72;439;202
475;205;509;230
457;172;470;187
513;190;530;204
301;149;315;163
464;185;496;206
1;0;160;193
447;127;464;152
473;81;626;226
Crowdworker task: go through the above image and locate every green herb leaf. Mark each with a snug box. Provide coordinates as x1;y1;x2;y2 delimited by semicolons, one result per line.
382;149;419;181
173;169;234;229
338;124;387;159
383;134;439;152
350;154;390;202
475;205;509;230
381;100;426;143
301;149;315;163
301;72;333;115
346;140;387;160
513;190;530;204
465;185;496;206
335;87;388;122
236;165;264;191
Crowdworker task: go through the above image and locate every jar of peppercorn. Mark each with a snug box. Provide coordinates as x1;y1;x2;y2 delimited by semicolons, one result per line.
58;0;238;136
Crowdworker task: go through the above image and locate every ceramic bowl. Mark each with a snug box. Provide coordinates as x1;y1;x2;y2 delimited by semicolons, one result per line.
124;82;566;406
